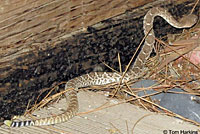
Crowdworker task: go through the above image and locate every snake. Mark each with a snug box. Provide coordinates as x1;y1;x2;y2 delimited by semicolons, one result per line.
4;7;197;127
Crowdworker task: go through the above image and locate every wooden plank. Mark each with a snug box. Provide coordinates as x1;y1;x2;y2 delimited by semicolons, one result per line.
0;0;195;77
0;0;155;63
0;91;198;133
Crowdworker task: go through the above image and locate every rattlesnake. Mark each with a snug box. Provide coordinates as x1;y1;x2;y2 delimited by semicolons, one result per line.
4;7;197;127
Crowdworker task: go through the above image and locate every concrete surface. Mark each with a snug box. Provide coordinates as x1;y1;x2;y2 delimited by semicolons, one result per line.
0;90;199;134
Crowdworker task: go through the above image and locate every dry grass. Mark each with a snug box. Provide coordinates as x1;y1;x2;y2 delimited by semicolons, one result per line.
18;1;200;133
24;28;200;129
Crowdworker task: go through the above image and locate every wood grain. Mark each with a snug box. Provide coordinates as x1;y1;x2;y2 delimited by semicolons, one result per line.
0;0;193;77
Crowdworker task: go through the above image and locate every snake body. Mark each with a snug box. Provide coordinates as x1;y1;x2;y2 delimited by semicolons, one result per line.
4;7;197;127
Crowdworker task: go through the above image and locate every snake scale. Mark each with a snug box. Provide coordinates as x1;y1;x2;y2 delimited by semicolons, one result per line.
4;7;197;127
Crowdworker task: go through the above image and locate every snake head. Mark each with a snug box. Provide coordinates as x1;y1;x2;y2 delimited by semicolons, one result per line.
180;14;198;27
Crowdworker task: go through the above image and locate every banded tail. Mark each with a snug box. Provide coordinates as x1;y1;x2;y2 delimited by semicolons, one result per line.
4;90;78;127
4;120;34;127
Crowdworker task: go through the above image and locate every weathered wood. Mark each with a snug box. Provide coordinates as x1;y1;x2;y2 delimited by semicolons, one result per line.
0;0;193;78
0;0;158;72
0;91;199;133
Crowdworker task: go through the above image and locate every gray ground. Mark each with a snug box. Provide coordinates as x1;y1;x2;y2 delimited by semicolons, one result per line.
135;80;200;123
